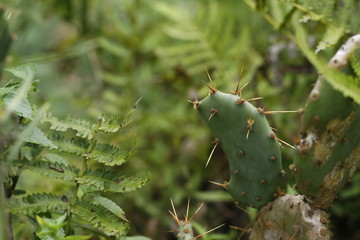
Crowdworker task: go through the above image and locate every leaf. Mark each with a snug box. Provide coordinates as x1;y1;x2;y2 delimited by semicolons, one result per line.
86;143;135;166
71;201;130;236
7;103;50;161
49;135;88;156
40;153;69;166
4;63;38;80
65;236;92;240
92;196;128;222
97;97;142;133
315;26;344;54
77;169;149;193
22;126;57;149
10;193;69;215
119;237;152;240
3;95;33;119
13;160;79;182
42;112;95;139
294;22;360;103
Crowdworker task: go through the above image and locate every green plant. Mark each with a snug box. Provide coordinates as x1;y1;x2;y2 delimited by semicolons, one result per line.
194;1;360;239
0;63;148;239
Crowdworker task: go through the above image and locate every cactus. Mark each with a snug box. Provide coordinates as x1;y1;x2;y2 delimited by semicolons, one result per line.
292;35;360;209
249;195;331;240
195;88;286;208
169;199;224;239
195;34;360;239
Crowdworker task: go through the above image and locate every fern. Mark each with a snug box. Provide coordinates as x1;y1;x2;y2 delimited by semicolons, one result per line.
85;143;135;166
154;1;251;83
71;201;130;236
91;196;128;222
13;160;79;182
350;54;360;79
22;126;57;149
49;135;88;156
77;169;149;193
10;193;69;215
42;112;95;140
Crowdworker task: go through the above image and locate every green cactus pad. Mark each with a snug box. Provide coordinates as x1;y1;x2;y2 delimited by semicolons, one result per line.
177;221;194;240
197;91;285;208
293;80;360;209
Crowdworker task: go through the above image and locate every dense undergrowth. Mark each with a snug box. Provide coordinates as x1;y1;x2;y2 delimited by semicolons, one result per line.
1;0;360;239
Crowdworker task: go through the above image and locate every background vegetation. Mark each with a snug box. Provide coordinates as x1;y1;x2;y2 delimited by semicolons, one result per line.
1;0;360;239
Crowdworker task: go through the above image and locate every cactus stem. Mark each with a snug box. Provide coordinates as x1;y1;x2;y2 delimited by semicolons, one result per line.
208;180;228;189
195;223;226;238
205;138;219;167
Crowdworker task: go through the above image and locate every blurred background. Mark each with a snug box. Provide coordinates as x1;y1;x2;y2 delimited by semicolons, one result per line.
2;0;360;239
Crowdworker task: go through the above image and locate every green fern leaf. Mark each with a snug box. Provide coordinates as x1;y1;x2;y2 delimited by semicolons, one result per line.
71;201;130;236
92;196;128;222
10;193;69;215
77;169;149;193
350;54;360;79
42;112;95;139
294;23;360;103
49;135;88;156
4;63;38;80
86;143;135;166
97;97;142;133
4;95;33;119
154;1;248;82
315;26;343;54
22;126;57;149
13;160;79;182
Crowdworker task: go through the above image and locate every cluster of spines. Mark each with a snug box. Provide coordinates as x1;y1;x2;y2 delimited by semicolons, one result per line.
169;199;224;240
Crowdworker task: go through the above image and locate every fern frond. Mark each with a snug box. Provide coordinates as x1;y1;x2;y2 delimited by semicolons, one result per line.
49;135;88;156
71;201;130;236
10;193;69;215
42;112;95;139
13;160;79;182
22;126;57;149
350;54;360;79
86;143;135;166
97;97;141;133
77;169;149;193
92;196;128;222
154;1;248;82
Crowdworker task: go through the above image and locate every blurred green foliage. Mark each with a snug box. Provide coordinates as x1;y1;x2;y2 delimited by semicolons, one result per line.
1;0;360;239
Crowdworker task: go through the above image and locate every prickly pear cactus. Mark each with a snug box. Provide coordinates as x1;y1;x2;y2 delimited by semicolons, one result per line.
293;80;360;209
291;35;360;209
176;221;195;240
195;90;285;208
250;195;331;240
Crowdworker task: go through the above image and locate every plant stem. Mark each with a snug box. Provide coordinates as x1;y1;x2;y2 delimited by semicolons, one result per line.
65;119;101;235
